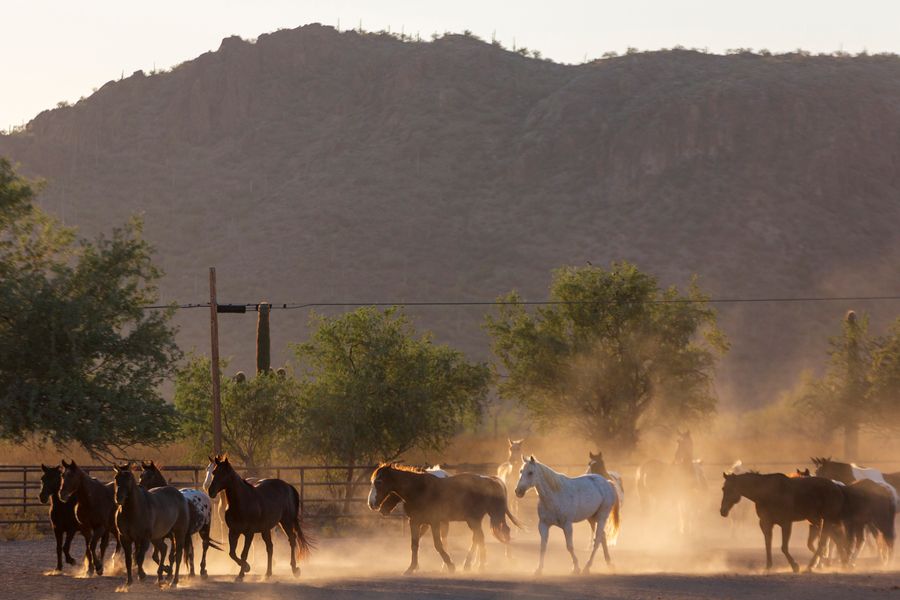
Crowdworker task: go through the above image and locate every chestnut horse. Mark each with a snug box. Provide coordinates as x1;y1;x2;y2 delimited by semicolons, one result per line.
206;455;313;580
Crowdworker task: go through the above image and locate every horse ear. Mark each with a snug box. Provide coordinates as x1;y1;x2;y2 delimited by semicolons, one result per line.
529;455;535;464
41;463;49;472
589;452;597;459
61;459;69;468
70;459;77;468
722;472;729;479
507;437;512;445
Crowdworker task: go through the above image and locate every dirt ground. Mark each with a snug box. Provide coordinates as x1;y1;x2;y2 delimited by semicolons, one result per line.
2;521;899;600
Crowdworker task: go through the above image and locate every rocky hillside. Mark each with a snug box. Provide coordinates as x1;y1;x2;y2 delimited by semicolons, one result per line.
4;24;900;408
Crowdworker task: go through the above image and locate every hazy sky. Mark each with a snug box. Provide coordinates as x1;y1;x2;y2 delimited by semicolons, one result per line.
4;0;899;128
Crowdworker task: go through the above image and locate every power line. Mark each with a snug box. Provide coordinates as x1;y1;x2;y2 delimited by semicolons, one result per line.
140;295;900;312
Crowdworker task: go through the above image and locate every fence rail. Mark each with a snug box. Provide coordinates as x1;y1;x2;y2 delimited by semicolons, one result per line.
5;459;900;529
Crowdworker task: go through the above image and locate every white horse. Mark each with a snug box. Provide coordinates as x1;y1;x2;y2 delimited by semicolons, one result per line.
515;455;619;575
497;439;524;515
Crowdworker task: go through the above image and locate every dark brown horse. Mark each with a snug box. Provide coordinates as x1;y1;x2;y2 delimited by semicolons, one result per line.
840;479;895;564
113;464;190;587
58;460;118;575
206;454;312;581
139;460;221;578
720;472;847;572
367;464;520;574
38;464;81;571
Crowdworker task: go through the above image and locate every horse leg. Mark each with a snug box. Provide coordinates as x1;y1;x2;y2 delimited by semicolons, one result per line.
98;530;110;574
806;521;819;554
200;523;211;578
535;520;549;576
136;540;149;581
122;538;133;586
261;529;274;578
53;525;64;571
431;521;455;573
171;532;184;588
404;520;424;575
463;522;476;571
584;510;611;574
562;521;580;575
237;532;254;580
779;521;799;573
153;539;168;583
808;520;834;572
90;526;105;576
759;518;774;572
63;528;77;566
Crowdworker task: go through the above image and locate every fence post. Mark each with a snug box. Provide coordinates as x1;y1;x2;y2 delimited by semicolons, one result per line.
22;467;27;514
299;468;305;515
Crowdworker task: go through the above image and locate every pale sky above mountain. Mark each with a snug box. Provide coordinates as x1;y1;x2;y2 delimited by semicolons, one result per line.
3;0;899;128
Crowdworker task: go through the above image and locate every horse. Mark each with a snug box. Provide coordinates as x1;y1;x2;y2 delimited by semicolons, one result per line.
719;471;848;572
58;460;118;575
515;455;619;575
811;457;899;506
586;451;624;547
206;454;312;580
636;431;706;532
497;439;524;515
139;460;221;578
38;463;81;571
839;479;895;564
113;464;190;587
368;463;520;574
376;465;453;547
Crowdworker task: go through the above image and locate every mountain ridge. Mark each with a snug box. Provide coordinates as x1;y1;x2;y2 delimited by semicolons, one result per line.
4;24;900;409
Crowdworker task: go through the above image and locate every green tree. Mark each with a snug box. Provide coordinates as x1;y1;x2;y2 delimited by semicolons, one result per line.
799;311;900;458
291;307;490;466
485;262;726;453
869;317;900;426
0;158;181;458
174;355;298;470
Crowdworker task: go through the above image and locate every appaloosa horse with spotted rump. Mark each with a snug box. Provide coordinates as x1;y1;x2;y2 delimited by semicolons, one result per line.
139;460;222;578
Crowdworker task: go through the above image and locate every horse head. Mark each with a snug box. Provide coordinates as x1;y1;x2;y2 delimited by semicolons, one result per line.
514;455;539;498
719;472;742;517
58;460;84;503
113;463;137;505
588;451;607;475
38;463;63;504
138;460;166;489
207;454;235;499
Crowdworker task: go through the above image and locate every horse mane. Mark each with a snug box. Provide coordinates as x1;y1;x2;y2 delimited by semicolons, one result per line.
531;459;563;493
371;462;426;481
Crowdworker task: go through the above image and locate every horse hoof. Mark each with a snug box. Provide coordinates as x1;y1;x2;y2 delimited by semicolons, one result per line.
403;567;417;576
570;567;581;575
201;570;208;579
582;566;591;576
66;557;76;566
292;566;300;577
446;564;456;574
234;575;244;583
534;568;543;576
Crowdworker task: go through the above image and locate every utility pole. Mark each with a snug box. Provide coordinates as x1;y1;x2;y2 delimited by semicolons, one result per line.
209;267;223;455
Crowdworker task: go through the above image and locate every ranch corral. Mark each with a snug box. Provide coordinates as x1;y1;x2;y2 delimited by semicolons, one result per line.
2;459;899;599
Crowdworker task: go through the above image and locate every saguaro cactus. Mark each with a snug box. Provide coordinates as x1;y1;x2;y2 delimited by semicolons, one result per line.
257;302;271;374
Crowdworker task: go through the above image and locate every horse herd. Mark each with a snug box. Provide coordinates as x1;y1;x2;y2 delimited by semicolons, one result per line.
31;437;900;587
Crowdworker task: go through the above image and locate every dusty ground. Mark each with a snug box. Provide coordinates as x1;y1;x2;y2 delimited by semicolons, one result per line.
2;521;899;600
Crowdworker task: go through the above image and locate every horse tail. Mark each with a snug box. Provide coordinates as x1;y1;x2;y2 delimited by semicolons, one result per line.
488;496;513;544
206;537;224;552
604;498;621;546
290;485;315;559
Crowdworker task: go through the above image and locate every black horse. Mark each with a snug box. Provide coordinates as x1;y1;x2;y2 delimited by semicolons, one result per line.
113;464;190;587
58;460;118;575
720;472;847;572
206;454;313;581
367;463;520;574
38;464;81;571
139;460;221;578
840;479;895;564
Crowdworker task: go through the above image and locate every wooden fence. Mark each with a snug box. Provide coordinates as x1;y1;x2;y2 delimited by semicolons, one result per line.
5;459;900;529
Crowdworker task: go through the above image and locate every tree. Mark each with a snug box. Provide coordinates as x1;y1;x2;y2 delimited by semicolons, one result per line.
290;307;490;466
485;262;726;454
173;355;298;470
798;311;900;458
0;158;181;458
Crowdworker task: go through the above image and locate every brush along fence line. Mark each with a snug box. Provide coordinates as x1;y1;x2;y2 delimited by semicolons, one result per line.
4;460;900;528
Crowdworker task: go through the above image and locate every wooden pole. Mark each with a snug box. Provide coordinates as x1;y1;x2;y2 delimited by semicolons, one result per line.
209;267;223;455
